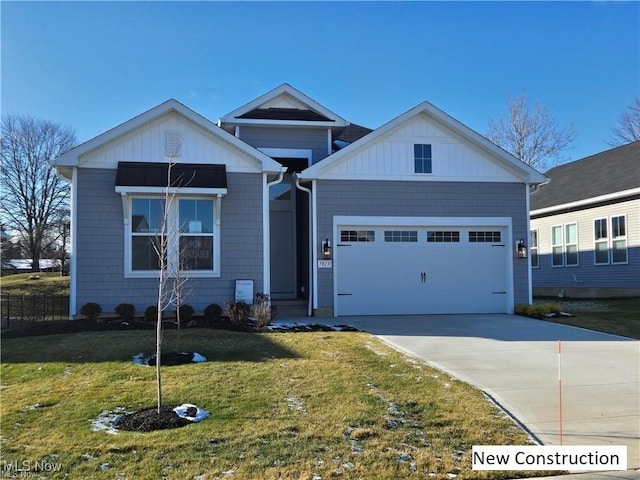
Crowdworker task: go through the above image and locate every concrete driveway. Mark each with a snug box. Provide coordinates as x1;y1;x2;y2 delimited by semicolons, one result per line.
342;314;640;471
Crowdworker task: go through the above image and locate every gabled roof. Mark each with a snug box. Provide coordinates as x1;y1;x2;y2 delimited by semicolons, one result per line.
52;99;284;174
299;100;547;184
219;83;349;128
530;140;640;214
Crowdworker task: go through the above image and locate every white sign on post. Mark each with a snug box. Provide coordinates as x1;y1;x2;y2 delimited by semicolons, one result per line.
235;280;254;304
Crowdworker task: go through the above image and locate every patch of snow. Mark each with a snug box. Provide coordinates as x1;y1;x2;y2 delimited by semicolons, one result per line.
91;407;131;434
132;352;148;366
397;453;412;463
340;462;354;469
192;352;207;363
100;463;109;471
284;395;307;415
173;403;209;422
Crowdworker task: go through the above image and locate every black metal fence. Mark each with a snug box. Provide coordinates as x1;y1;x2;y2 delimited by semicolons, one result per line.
1;295;70;328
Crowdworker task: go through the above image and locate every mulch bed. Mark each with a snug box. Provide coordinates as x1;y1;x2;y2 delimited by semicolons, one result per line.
115;405;195;432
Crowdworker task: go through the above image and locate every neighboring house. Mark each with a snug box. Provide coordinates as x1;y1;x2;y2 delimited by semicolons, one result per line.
52;83;546;317
530;141;640;298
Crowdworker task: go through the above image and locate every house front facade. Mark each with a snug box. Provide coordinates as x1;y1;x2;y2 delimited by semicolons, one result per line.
530;141;640;298
53;84;546;317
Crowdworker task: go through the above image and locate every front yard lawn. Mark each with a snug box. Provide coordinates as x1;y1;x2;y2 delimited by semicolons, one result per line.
0;329;552;479
535;297;640;339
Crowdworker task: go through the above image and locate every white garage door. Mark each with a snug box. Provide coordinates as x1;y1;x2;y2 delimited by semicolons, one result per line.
336;224;510;315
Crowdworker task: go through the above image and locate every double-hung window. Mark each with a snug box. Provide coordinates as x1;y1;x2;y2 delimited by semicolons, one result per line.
594;218;609;265
611;215;627;264
128;196;219;277
414;144;432;174
565;223;578;266
551;226;564;267
530;229;539;268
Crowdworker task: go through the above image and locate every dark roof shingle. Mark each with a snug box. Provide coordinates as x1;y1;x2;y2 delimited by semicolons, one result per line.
530;141;640;211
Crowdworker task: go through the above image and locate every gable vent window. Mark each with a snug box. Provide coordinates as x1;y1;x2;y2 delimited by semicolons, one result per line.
165;130;182;157
414;144;432;174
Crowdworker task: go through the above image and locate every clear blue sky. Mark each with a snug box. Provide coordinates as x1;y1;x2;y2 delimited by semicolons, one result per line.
2;1;638;164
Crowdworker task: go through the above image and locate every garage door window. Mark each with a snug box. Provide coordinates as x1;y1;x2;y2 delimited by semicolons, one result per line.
385;230;418;242
427;231;460;243
341;230;375;242
469;231;501;242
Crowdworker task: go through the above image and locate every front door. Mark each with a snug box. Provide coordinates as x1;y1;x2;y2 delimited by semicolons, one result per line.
269;173;297;299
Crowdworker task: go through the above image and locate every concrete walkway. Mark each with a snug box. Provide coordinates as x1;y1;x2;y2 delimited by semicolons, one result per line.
335;314;640;473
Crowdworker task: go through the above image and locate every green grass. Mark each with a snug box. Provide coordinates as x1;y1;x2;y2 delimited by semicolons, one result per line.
535;297;640;339
0;329;553;479
1;272;70;296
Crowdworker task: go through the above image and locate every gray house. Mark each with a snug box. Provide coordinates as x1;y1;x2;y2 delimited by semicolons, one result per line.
52;84;546;317
530;141;640;297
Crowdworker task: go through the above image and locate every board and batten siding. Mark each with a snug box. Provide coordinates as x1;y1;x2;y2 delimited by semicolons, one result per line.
316;114;523;182
314;180;530;313
531;198;640;294
77;112;264;173
74;168;264;314
238;126;329;164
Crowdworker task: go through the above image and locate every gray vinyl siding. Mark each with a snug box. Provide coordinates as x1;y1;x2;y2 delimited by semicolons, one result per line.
74;168;264;314
531;198;640;292
315;181;531;311
239;126;329;164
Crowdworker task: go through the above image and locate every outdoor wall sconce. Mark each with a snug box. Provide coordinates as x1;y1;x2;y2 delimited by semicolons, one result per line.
517;239;528;259
322;239;332;260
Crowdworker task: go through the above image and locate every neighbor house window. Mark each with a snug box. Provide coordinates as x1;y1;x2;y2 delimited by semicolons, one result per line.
594;218;609;265
551;225;564;267
565;223;578;266
414;144;432;174
530;229;539;268
611;215;627;264
128;196;218;276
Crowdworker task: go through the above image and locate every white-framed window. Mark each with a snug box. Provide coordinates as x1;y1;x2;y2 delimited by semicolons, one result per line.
530;229;539;268
551;225;564;267
414;144;432;174
611;215;628;264
565;223;578;266
594;218;609;265
126;196;220;278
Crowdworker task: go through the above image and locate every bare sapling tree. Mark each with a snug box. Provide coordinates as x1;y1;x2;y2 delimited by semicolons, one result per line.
0;114;76;271
609;96;640;146
486;88;575;172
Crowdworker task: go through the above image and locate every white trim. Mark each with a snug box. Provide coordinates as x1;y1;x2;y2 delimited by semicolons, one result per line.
264;170;286;295
219;83;349;127
525;187;533;303
531;187;640;216
69;167;78;317
312;181;318;310
331;216;514;317
258;148;313;165
115;186;227;196
327;129;332;156
300;102;547;185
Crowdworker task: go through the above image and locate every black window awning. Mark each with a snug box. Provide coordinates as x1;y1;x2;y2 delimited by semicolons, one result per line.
115;162;227;190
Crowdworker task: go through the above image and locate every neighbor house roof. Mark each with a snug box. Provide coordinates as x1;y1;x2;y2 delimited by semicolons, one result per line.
530;140;640;215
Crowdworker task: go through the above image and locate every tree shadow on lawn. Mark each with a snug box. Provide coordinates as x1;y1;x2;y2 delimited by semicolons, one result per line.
0;329;302;364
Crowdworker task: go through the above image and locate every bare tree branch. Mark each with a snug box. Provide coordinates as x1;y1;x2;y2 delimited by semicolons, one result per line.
609;96;640;146
0;114;76;270
486;88;575;172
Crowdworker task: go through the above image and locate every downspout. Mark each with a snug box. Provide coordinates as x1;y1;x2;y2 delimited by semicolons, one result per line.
69;167;78;318
295;174;313;317
264;168;287;297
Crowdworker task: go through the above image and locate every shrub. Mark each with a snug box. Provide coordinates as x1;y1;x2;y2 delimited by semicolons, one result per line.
225;300;250;326
204;303;223;323
79;302;102;321
144;305;158;323
515;303;562;319
176;304;195;322
115;303;136;321
251;292;273;329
